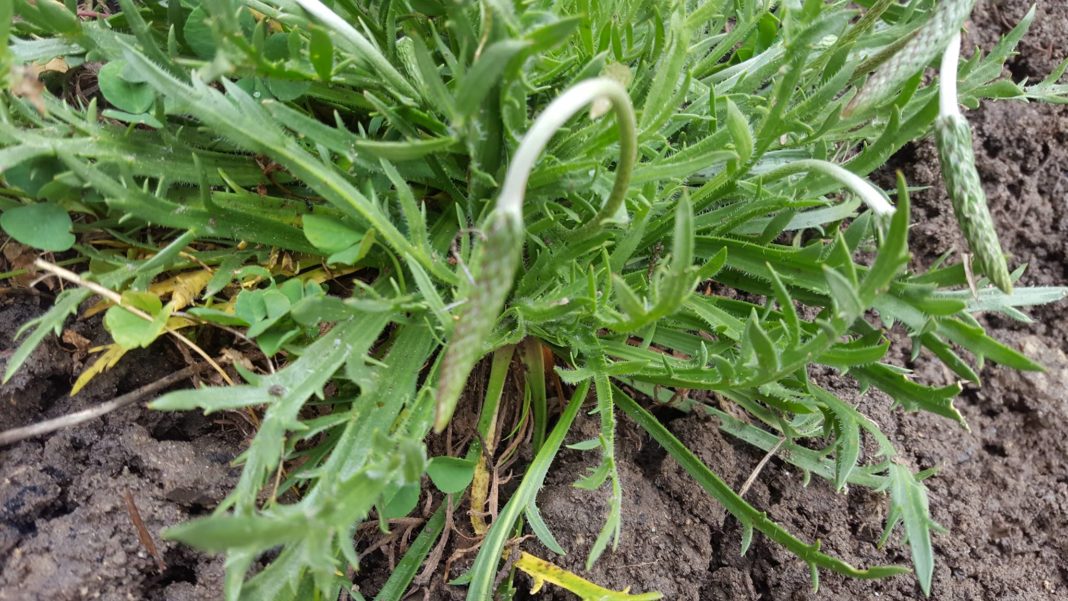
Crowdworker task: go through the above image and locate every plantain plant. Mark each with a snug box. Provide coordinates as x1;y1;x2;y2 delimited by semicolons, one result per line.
2;0;1067;599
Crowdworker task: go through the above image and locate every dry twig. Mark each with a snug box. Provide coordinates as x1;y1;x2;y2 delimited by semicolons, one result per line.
0;364;207;446
123;489;167;573
739;436;788;498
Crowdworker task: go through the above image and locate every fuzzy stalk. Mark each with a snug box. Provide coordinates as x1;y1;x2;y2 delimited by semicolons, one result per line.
497;78;637;234
761;159;895;216
934;33;1013;293
291;0;419;101
434;78;636;432
845;0;978;116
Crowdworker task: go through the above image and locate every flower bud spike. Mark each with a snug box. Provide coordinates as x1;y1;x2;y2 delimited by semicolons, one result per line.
434;78;637;433
934;32;1013;293
845;0;978;117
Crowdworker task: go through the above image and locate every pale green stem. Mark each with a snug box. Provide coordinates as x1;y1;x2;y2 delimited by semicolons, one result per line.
291;0;419;101
497;77;636;236
762;159;895;216
939;32;962;118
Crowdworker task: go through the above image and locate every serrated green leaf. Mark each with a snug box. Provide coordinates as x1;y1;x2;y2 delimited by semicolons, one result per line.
353;136;459;161
150;385;269;412
725;97;753;165
823;266;863;321
937;317;1041;371
819;338;890;368
614;386;908;582
767;265;801;344
918;332;980;383
165;512;307;553
743;310;780;372
670;194;695;276
402;33;456;119
455;40;529;118
4;289;88;383
640;8;690;133
612;275;646;320
854;363;964;424
829;403;860;491
889;464;936;596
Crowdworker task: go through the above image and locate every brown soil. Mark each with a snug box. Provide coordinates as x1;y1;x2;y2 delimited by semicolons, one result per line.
2;0;1066;600
0;300;238;601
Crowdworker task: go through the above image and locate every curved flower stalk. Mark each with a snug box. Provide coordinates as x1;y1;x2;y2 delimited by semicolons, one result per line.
761;159;896;216
934;32;1013;293
845;0;978;117
434;77;637;432
497;78;638;236
291;0;419;100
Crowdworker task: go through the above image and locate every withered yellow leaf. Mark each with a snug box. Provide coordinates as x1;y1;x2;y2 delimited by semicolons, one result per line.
71;344;127;396
150;269;213;310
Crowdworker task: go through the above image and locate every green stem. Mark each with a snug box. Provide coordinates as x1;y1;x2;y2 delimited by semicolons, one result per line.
291;0;420;102
760;159;894;216
939;32;962;119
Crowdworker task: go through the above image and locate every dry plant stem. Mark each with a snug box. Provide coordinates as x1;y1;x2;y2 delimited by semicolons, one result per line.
123;489;167;573
33;259;233;385
415;495;453;587
962;251;979;297
0;364;207;446
34;258;124;304
738;436;787;498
